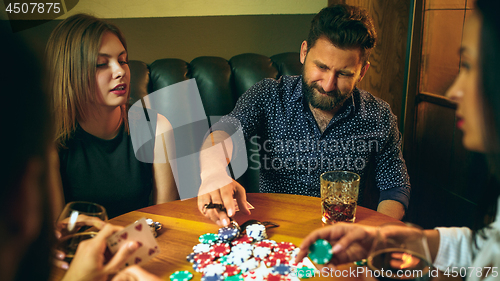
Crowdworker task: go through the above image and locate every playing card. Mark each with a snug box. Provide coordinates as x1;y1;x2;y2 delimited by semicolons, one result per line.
234;199;255;212
106;217;160;268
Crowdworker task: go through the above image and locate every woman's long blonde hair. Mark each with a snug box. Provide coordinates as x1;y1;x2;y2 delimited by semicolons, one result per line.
45;14;128;147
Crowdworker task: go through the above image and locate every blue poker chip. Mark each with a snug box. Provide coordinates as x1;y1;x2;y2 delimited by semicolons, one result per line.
218;226;240;242
186;252;196;263
271;264;292;275
201;274;224;281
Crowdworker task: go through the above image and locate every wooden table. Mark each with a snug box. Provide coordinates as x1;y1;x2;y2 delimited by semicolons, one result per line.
50;193;405;280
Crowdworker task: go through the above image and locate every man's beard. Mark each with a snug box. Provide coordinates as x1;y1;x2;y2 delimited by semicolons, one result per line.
302;76;353;111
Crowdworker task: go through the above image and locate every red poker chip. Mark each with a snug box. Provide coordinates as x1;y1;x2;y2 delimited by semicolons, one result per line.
254;240;276;249
210;243;231;257
274;242;295;253
263;273;291;281
223;264;241;277
268;252;289;261
231;235;254;246
194;260;214;272
194;252;216;263
264;252;290;267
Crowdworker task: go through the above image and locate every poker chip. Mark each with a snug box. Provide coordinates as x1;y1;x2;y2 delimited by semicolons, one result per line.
217;254;230;265
210;243;231;257
193;260;213;273
232;243;254;253
224;264;241;277
246;224;267;241
308;239;332;265
274;242;295;253
295;267;315;279
226;252;248;265
263;273;290;281
199;233;219;244
271;264;292;275
225;273;244;281
239;258;260;273
203;263;226;276
194;252;216;264
254;240;277;249
218;226;240;242
201;274;224;281
253;246;272;259
268;252;289;262
186;252;196;263
170;270;193;281
231;235;254;246
193;243;212;253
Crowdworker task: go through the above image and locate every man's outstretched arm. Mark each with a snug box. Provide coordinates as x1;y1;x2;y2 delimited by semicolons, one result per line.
197;131;250;227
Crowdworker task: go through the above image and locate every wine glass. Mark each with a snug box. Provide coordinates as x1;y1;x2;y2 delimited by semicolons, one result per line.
55;201;108;264
367;223;432;281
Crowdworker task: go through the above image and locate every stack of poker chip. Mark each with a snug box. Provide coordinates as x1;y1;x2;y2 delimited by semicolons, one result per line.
245;223;267;241
182;224;317;281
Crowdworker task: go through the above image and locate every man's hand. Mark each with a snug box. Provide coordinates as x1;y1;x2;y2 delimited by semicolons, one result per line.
295;223;377;266
197;172;250;227
377;200;405;220
61;224;139;281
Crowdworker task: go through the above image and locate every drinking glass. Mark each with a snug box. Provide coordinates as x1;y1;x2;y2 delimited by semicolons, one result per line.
320;170;360;223
55;201;108;263
367;223;432;281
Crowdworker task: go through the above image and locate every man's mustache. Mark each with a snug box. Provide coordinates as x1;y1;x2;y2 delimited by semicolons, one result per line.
311;83;339;96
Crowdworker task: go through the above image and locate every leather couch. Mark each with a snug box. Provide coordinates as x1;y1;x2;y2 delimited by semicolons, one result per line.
128;52;302;193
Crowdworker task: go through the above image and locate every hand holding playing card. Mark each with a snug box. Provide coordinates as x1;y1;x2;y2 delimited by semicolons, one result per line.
61;223;140;281
106;218;161;268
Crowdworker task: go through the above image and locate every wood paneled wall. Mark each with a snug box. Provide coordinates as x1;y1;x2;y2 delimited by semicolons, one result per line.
328;0;411;127
404;0;485;229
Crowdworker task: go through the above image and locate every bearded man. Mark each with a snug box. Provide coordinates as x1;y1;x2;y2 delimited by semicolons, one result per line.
197;4;410;224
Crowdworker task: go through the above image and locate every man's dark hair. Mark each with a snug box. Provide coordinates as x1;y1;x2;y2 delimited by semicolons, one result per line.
306;4;377;64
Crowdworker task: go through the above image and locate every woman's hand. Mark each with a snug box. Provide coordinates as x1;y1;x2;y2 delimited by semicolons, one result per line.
295;223;378;266
54;215;107;269
61;224;139;281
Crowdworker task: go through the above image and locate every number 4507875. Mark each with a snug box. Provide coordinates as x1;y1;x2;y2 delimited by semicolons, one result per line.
444;267;498;278
5;3;61;14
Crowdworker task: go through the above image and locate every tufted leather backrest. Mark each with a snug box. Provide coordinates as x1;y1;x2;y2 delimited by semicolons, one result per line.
128;52;302;193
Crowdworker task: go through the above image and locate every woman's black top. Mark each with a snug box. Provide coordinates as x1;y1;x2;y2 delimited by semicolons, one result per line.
59;124;153;218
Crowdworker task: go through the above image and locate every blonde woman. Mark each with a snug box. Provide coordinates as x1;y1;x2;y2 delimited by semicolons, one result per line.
46;14;178;219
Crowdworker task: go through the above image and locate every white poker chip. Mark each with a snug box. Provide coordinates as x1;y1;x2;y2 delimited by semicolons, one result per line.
239;258;260;273
253;246;272;258
226;252;248;265
193;243;212;253
203;263;226;276
232;243;254;253
246;224;267;241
